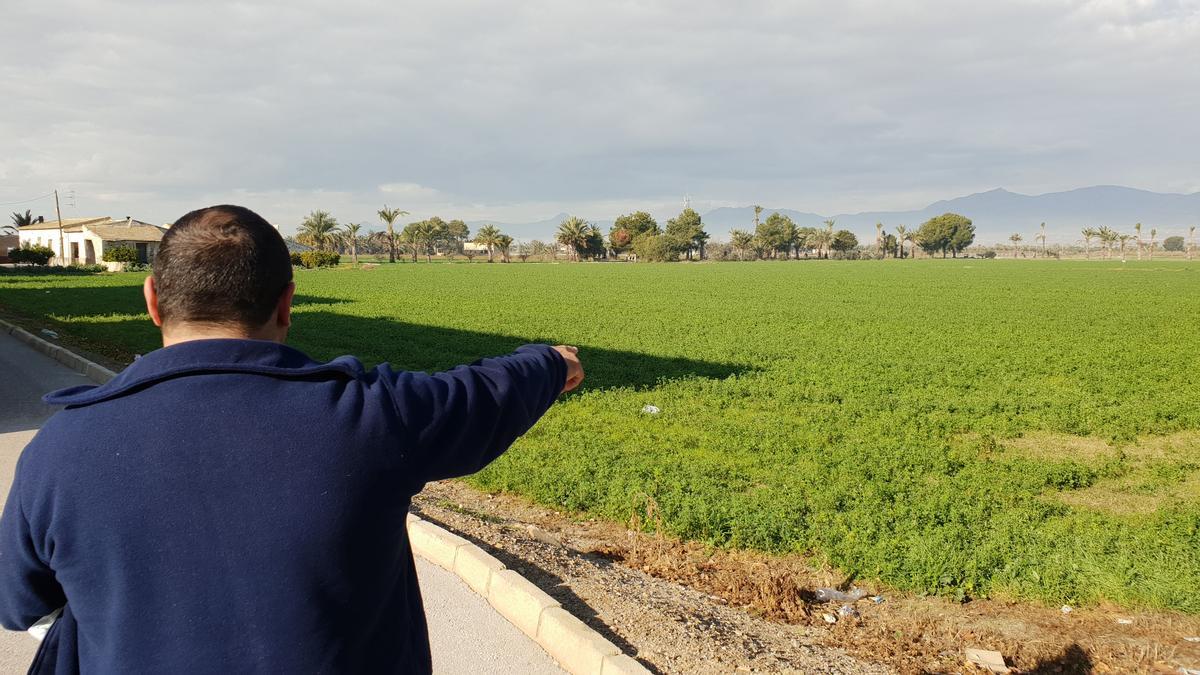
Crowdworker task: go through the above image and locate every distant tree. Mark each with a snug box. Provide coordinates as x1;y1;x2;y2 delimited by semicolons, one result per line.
556;217;591;261
1163;235;1185;252
608;226;633;256
632;233;685;262
474;225;503;263
917;213;974;258
883;233;898;258
496;234;514;263
665;208;708;261
1148;227;1157;260
529;240;551;259
298;211;340;251
343;222;362;264
1096;226;1118;259
894;225;909;258
730;229;755;260
377;206;409;263
1035;222;1047;258
11;210;34;228
1118;233;1134;262
445;219;470;254
517;241;531;262
831;229;858;255
613;211;659;240
1081;227;1098;259
1009;233;1023;258
1134;222;1144;260
875;222;884;257
755;212;795;259
753;205;763;231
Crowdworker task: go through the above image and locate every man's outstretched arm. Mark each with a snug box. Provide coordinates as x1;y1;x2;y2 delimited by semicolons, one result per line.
384;344;583;483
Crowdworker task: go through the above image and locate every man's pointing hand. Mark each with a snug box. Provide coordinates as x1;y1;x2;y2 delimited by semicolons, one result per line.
553;345;584;393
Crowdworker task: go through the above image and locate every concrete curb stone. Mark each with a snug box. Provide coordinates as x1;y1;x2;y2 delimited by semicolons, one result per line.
0;319;648;675
407;514;649;675
0;319;116;384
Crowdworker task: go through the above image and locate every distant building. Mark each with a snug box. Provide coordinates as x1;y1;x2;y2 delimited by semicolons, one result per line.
463;242;489;254
17;216;166;269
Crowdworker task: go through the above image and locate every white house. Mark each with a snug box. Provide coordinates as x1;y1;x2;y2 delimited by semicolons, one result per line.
17;216;166;270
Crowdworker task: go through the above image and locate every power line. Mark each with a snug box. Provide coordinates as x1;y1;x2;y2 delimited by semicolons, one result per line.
0;191;55;207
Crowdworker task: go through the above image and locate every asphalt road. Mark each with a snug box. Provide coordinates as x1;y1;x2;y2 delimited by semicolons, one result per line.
0;331;563;674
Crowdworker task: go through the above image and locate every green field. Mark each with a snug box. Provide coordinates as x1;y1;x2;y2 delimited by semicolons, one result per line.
3;260;1199;613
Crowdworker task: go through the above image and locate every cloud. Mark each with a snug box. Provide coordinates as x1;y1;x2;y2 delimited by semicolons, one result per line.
0;0;1196;231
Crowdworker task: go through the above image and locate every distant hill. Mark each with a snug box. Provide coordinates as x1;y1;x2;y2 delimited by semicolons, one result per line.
467;186;1199;245
701;186;1200;244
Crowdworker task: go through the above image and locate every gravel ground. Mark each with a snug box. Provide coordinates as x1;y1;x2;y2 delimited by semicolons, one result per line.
412;482;890;674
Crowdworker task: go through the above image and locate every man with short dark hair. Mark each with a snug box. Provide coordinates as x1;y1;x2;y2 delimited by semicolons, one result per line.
0;205;583;673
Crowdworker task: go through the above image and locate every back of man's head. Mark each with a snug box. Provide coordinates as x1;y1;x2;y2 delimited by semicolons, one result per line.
154;205;292;330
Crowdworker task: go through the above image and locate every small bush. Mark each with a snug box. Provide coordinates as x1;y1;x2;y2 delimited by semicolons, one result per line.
102;245;139;264
10;244;55;265
290;252;304;266
981;250;998;259
67;263;108;273
298;250;340;268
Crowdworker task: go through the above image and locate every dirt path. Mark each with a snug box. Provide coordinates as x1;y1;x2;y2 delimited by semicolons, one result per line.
413;481;1200;674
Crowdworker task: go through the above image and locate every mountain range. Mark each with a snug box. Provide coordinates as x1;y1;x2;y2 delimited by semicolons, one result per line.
470;186;1199;245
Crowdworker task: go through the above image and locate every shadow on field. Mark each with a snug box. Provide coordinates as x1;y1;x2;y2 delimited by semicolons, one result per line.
291;310;749;391
0;287;748;391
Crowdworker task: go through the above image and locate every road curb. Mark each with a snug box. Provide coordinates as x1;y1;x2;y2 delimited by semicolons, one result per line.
407;513;650;675
1;319;118;384
1;318;647;674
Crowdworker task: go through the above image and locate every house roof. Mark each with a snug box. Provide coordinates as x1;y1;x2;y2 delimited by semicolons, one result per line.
18;217;109;231
19;218;165;242
86;222;165;242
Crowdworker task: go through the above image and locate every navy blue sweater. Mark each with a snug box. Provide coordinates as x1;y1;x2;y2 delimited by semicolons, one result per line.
0;339;565;674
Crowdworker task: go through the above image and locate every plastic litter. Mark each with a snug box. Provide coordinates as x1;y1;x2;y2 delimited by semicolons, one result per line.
40;329;58;339
1116;618;1133;625
871;595;885;604
1060;605;1072;614
1178;668;1200;675
814;587;868;604
1184;636;1200;642
641;405;661;414
821;613;837;624
837;604;859;619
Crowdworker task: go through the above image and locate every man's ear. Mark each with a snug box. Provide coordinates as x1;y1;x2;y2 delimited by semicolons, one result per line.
143;275;164;327
276;281;296;328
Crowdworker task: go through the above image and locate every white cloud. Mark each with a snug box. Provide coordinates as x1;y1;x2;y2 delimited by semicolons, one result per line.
0;0;1196;229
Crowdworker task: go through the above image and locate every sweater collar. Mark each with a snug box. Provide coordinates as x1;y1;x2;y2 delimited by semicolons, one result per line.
44;338;363;407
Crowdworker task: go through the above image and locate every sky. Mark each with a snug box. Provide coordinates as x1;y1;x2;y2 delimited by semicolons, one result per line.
2;0;1198;234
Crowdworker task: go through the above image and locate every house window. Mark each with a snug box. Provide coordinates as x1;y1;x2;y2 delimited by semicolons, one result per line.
136;242;148;263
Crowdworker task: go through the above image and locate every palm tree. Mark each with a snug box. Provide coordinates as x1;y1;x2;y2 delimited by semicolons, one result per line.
730;229;754;260
377;205;410;263
1009;233;1023;258
1134;223;1143;260
342;222;362;264
474;225;502;263
11;210;34;228
1097;226;1118;259
1118;234;1133;261
815;219;836;259
556;217;589;261
1081;227;1098;259
298;211;340;251
901;226;918;259
496;234;513;263
875;222;884;257
1148;228;1157;261
1035;223;1047;258
894;225;908;259
1189;226;1196;260
753;205;763;230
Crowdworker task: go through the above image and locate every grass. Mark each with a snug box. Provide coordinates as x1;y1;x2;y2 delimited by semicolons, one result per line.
2;260;1198;613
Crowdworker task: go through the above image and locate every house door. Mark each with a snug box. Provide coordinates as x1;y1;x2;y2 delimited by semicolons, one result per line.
136;243;148;263
84;240;96;264
70;242;80;263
